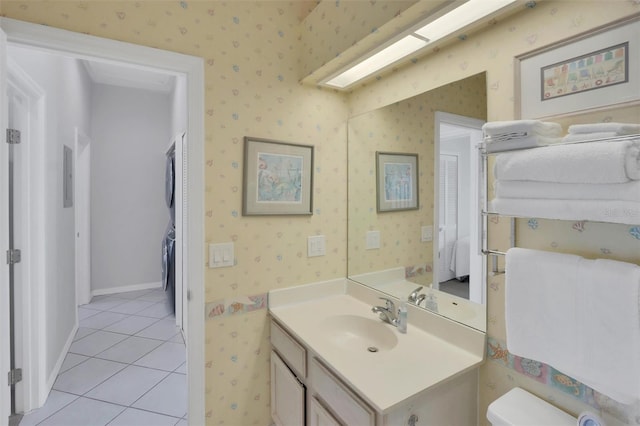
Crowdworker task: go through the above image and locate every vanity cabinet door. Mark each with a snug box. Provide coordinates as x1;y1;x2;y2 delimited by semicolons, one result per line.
308;397;341;426
271;350;305;426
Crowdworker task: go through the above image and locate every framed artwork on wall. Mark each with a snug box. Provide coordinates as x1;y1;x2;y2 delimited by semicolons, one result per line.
516;15;640;119
242;137;314;216
376;151;419;213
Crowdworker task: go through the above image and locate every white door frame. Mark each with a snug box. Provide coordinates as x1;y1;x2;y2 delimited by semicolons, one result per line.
74;127;91;307
7;56;47;413
0;26;10;424
0;17;205;423
433;111;485;303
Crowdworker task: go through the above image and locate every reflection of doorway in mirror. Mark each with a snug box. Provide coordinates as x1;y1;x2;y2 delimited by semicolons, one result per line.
434;112;485;305
439;154;458;283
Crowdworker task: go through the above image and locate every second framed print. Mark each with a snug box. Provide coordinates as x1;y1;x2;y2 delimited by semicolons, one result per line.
376;152;419;213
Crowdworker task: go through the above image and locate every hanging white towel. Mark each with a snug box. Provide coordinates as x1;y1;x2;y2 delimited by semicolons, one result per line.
494;140;640;183
506;248;640;404
568;122;640;135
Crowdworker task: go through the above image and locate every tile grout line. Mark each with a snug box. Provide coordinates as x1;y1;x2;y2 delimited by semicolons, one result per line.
27;289;186;425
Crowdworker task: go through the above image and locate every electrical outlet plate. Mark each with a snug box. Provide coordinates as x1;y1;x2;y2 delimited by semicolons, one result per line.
366;230;380;250
307;235;326;257
209;242;234;268
421;225;433;242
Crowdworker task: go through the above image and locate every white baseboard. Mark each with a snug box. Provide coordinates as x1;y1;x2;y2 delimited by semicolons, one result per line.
91;281;162;298
46;322;78;395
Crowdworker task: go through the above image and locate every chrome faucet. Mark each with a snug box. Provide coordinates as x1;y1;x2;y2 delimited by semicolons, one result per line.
414;293;427;306
372;297;399;326
407;286;424;305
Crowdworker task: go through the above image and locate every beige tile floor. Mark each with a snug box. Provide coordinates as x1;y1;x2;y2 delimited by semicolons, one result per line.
19;288;187;426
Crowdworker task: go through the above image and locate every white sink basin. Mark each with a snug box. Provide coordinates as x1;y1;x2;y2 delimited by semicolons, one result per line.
319;314;398;351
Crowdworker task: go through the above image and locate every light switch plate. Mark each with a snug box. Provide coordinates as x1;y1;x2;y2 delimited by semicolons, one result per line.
209;242;234;268
307;235;326;257
366;230;380;250
421;225;433;242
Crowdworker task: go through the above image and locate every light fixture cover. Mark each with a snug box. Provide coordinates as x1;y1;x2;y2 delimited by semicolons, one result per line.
325;35;428;88
415;0;517;43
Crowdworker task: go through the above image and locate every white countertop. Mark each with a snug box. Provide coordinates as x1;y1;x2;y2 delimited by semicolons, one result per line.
269;279;485;413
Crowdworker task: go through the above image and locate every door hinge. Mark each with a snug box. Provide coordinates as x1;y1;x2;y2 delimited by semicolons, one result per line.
6;249;21;265
6;129;21;145
8;368;22;386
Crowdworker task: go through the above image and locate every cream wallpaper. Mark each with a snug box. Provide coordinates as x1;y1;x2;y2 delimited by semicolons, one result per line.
347;73;486;286
2;0;640;425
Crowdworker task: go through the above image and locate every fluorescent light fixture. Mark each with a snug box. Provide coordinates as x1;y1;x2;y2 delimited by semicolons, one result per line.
325;35;428;88
322;0;519;89
415;0;517;43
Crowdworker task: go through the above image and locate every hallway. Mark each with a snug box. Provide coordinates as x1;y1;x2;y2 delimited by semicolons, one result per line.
19;288;187;426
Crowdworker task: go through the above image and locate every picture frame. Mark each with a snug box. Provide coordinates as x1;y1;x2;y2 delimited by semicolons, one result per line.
515;15;640;119
242;137;314;216
376;151;419;213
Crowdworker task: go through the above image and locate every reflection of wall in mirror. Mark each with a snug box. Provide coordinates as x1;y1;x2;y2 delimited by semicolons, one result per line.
347;72;487;288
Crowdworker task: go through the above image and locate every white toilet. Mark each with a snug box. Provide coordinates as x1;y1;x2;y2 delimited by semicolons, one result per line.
487;387;577;425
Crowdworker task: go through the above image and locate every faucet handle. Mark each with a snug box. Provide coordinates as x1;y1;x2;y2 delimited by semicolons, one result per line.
378;297;396;311
408;286;424;302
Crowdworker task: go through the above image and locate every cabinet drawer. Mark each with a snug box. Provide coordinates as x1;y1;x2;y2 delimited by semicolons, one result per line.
270;319;306;378
309;358;375;426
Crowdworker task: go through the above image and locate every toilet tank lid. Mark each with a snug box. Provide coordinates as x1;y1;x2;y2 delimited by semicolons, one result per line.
487;388;577;426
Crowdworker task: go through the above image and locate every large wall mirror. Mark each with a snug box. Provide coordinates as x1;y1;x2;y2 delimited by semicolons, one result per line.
347;72;488;331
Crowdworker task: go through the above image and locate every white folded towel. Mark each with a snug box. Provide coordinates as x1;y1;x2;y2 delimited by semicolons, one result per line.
489;198;640;225
506;248;640;404
568;122;640;135
494;180;640;203
560;132;618;143
494;140;640;183
484;135;561;153
483;120;562;138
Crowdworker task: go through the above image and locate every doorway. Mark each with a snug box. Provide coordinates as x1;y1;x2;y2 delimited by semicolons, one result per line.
0;18;205;424
433;111;485;304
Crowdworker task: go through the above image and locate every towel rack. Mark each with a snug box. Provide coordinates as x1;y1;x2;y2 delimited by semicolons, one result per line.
478;139;515;277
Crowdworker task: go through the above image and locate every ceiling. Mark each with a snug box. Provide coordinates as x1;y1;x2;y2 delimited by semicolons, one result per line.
82;60;175;94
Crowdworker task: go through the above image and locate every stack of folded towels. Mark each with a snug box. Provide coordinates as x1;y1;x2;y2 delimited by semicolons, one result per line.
561;122;640;143
482;119;562;153
489;122;640;225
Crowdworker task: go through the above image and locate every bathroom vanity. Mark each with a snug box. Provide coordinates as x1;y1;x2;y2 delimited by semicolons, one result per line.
268;279;485;426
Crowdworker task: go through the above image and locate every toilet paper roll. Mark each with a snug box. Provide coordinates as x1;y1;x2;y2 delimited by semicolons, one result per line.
577;411;604;426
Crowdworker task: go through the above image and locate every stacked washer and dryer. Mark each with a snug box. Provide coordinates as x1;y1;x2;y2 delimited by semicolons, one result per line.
162;145;176;313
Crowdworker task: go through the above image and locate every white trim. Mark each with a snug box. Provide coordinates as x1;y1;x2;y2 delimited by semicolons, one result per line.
0;17;205;423
7;56;47;412
74;128;91;307
0;25;11;423
90;281;163;298
44;323;77;398
434;112;485;306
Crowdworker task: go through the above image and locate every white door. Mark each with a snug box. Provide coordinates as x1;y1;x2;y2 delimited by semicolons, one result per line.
439;154;458;282
75;128;91;306
0;26;12;424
